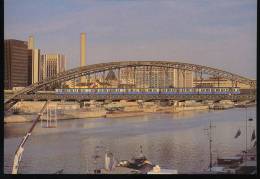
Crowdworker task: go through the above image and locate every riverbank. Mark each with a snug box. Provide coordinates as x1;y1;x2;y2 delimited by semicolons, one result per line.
3;105;209;123
4;100;256;123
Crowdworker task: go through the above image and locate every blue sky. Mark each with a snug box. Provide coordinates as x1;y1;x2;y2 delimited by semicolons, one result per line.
4;0;257;79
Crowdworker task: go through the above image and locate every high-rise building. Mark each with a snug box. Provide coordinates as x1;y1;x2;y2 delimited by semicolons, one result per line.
27;35;41;84
80;32;86;83
31;49;41;83
134;67;176;88
40;54;66;80
173;69;193;88
28;35;34;49
28;49;32;85
4;39;30;89
132;67;193;88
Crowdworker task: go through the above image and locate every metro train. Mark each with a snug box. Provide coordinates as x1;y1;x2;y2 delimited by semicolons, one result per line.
55;87;240;95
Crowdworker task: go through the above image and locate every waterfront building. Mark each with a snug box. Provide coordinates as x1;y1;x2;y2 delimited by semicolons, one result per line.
173;69;193;88
4;39;31;89
40;54;66;80
133;67;193;88
193;77;251;89
120;68;135;85
65;80;76;88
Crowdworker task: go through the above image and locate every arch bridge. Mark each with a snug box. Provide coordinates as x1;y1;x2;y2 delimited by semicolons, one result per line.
4;61;256;111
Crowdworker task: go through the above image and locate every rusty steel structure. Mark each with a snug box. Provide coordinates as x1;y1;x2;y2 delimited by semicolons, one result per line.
4;61;256;111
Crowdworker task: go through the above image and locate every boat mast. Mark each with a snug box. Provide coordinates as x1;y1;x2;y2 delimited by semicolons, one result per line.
209;120;213;171
12;101;48;174
204;119;215;172
245;106;247;166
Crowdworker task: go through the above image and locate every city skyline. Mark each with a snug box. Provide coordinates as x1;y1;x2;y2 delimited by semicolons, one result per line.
4;0;257;79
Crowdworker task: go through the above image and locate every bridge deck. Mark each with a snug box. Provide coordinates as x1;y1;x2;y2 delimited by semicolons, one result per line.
11;94;256;101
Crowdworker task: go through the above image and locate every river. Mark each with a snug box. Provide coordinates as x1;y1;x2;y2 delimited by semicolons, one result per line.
4;107;256;174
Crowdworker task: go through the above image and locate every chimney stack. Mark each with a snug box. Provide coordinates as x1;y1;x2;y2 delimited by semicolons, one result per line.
80;32;86;67
80;33;86;83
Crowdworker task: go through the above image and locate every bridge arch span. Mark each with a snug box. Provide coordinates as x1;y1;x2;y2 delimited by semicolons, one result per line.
5;61;256;105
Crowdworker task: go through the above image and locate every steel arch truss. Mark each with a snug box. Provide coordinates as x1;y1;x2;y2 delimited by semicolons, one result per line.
5;61;256;104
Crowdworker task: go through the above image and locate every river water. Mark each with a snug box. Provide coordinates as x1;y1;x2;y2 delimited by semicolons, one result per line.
4;107;256;174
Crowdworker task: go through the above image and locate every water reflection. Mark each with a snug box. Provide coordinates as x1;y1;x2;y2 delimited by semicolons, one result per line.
4;107;256;174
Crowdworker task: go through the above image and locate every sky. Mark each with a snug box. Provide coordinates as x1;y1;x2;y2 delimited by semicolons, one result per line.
4;0;257;79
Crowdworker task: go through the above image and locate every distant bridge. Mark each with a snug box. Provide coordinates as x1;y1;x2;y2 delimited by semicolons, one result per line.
4;61;256;111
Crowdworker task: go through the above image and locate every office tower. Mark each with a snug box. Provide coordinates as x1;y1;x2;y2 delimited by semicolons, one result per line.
27;35;41;84
31;49;41;83
28;35;34;49
40;54;66;80
28;49;32;85
134;67;175;88
4;39;30;89
80;32;86;83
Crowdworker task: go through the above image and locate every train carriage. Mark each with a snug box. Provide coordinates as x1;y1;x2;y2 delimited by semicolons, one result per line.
55;87;240;95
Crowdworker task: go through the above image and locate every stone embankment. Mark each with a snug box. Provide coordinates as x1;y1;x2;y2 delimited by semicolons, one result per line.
4;100;254;123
